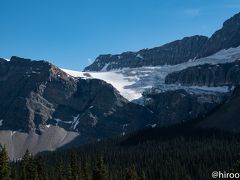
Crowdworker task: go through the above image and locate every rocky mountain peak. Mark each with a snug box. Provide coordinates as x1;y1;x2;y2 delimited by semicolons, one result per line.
202;12;240;57
0;57;76;132
84;35;208;71
223;12;240;27
84;12;240;71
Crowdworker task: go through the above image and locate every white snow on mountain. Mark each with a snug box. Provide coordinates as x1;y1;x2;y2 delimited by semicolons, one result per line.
136;54;144;59
101;63;110;71
46;124;51;128
61;69;141;100
62;46;240;101
54;118;72;126
71;115;80;130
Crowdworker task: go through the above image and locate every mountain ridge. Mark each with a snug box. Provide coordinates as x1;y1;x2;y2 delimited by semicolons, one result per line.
84;12;240;71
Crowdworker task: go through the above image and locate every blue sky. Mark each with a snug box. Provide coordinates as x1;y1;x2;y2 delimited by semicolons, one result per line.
0;0;240;70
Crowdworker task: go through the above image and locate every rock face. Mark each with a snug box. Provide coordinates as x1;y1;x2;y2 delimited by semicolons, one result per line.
198;86;240;132
202;12;240;57
84;12;240;71
143;89;226;126
0;57;155;148
0;56;63;132
0;58;6;62
84;35;208;71
165;60;240;86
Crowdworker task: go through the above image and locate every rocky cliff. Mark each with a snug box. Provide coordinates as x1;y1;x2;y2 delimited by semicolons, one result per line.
143;89;227;126
197;86;240;132
202;12;240;57
165;60;240;87
84;35;208;71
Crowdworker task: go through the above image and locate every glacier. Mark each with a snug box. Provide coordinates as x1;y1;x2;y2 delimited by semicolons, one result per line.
62;46;240;101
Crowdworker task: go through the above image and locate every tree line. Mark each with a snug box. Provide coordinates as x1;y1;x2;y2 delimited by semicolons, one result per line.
0;146;143;180
1;126;240;180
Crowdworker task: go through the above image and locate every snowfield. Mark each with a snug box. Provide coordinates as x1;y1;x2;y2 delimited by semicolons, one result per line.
61;69;142;100
62;46;240;101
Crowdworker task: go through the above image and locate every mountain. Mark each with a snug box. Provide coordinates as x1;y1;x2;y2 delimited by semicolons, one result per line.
197;86;240;132
0;56;155;159
143;89;227;126
202;12;240;57
84;12;240;72
165;60;240;87
84;35;208;71
78;12;240;134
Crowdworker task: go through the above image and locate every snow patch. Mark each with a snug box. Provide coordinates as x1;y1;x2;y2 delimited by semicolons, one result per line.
146;124;157;128
136;54;144;59
71;115;80;130
101;63;110;71
11;131;16;136
0;120;3;126
54;118;72;126
3;58;10;61
151;124;157;128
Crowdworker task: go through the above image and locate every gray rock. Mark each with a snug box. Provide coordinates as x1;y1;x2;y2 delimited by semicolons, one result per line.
202;12;240;57
0;126;79;160
165;60;240;86
197;86;240;132
143;89;226;126
84;35;208;71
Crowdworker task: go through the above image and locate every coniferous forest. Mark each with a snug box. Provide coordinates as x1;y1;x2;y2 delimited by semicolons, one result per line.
1;122;240;180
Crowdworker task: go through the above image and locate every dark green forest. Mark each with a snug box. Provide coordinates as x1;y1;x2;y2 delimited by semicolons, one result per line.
1;123;240;180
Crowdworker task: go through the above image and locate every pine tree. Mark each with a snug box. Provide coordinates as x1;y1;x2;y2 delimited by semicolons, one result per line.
0;146;11;180
20;150;30;180
93;156;108;180
185;174;192;180
10;167;17;180
66;164;72;180
80;159;91;180
69;152;79;180
55;159;65;180
20;149;30;180
125;166;138;180
139;171;147;180
20;149;38;180
35;156;46;180
232;160;240;172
